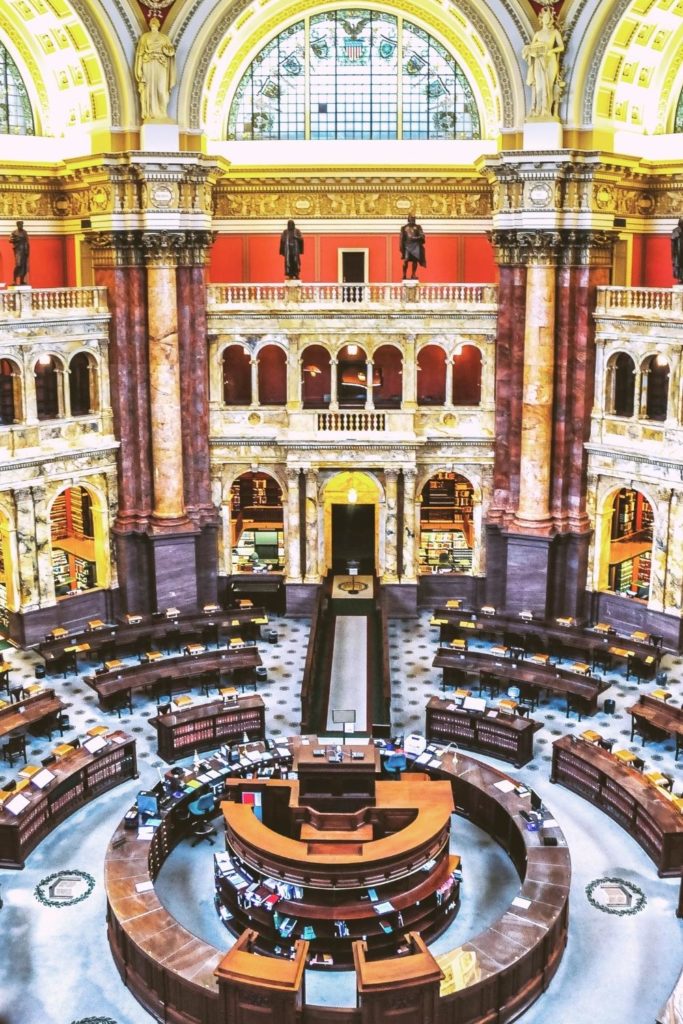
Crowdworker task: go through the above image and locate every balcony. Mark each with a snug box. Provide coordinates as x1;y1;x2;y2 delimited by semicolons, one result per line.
595;286;683;319
0;286;109;320
207;281;498;312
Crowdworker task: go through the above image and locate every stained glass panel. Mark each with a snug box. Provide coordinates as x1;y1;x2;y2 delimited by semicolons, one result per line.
0;42;34;135
675;86;683;134
226;9;480;141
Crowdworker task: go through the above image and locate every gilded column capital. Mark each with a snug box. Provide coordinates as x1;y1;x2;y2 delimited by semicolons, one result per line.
558;230;615;267
140;231;188;267
489;229;564;267
87;230;145;268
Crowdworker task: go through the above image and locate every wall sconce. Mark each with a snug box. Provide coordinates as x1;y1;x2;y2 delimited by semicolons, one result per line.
347;487;358;504
303;364;321;376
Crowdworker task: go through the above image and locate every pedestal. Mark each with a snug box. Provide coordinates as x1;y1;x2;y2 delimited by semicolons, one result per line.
503;532;555;617
401;279;420;302
523;120;564;150
140;122;180;151
149;530;200;612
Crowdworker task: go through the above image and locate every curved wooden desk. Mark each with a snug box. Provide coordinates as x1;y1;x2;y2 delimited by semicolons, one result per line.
104;740;570;1024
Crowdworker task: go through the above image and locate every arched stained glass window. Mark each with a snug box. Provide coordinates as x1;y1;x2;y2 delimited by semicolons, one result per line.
227;9;480;141
676;85;683;133
0;42;34;135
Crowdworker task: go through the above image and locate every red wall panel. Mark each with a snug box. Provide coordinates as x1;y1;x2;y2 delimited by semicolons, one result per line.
462;235;497;282
0;235;68;288
640;235;675;288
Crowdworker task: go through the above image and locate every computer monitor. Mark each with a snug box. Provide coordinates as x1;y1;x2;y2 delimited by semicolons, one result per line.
530;791;543;812
136;791;159;817
371;723;392;740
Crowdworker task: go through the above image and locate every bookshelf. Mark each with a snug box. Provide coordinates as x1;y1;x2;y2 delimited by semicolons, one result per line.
51;486;97;596
152;695;266;763
551;736;683;876
419;473;474;574
608;488;653;599
425;696;540;767
0;734;137;869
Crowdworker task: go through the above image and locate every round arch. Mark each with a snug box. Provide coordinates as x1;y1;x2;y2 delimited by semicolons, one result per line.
175;0;527;138
0;499;19;615
321;469;383;575
0;0;134;135
593;482;657;600
47;479;111;594
225;469;286;574
416;468;479;576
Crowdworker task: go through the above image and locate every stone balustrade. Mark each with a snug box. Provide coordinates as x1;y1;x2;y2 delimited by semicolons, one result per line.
0;286;109;319
207;281;498;310
595;285;683;317
317;411;387;432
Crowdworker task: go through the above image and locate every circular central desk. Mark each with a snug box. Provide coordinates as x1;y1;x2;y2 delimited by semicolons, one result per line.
104;739;570;1024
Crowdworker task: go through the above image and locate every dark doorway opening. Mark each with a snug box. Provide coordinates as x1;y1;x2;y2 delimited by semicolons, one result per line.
341;251;366;302
332;504;375;574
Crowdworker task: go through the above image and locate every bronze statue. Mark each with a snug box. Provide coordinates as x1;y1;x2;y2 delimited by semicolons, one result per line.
400;214;426;279
279;220;304;279
672;217;683;283
10;220;29;285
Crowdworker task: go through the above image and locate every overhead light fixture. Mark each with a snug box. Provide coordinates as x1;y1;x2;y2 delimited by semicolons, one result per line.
37;354;52;366
654;353;668;367
347;344;358;356
347;487;358;504
303;364;321;376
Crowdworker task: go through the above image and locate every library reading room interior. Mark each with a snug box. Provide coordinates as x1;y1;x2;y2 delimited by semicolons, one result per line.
1;0;683;1022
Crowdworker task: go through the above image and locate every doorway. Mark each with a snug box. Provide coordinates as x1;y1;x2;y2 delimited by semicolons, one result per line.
331;504;375;574
339;249;367;302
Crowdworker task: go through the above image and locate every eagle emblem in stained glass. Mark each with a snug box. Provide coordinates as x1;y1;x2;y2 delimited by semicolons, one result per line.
227;9;480;141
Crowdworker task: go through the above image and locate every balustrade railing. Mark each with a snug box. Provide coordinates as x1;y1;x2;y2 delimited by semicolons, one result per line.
208;282;497;309
317;411;386;432
595;286;683;316
0;286;109;319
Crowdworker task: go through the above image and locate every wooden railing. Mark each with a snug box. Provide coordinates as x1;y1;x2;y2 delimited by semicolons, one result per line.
595;286;683;316
0;286;108;318
300;578;334;733
208;282;498;309
317;411;386;432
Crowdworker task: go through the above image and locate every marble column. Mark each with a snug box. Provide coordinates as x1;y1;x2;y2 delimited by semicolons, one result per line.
402;468;417;582
286;468;302;581
250;355;259;408
304;468;319;582
365;360;375;411
145;249;187;525
512;262;556;534
445;356;454;408
383;469;399;583
402;334;417;410
13;488;39;608
287;348;301;411
663;490;683;613
329;359;338;411
33;488;55;605
22;352;38;424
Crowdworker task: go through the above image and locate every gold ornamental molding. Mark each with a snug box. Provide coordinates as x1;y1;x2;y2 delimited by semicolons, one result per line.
213;176;493;221
489;229;615;267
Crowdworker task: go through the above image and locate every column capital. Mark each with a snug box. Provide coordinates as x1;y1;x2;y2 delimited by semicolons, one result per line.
489;228;615;268
87;228;216;268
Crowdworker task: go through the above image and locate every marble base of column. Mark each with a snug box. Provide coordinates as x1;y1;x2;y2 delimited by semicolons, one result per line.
149;532;200;612
114;530;155;615
195;522;219;608
382;582;418;617
548;530;592;621
148;513;196;534
503;532;556;617
509;513;555;537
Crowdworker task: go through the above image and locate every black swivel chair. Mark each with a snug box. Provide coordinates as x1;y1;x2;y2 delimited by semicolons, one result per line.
187;792;217;846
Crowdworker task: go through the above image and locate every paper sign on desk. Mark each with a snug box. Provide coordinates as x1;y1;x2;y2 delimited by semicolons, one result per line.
84;735;107;754
135;880;155;893
494;779;516;793
5;794;30;815
31;769;56;789
511;896;531;909
137;826;155;840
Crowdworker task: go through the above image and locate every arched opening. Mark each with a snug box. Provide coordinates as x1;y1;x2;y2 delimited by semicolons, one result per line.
50;485;99;597
34;356;61;420
337;343;368;407
417;345;446;405
323;470;380;575
373;345;403;409
257;345;287;405
231;472;284;573
0;358;21;424
301;345;331;408
452;344;482;406
0;41;35;135
223;345;252;405
69;352;96;416
0;508;18;634
642;354;669;422
605;487;653;600
418;471;474;574
606;352;635;416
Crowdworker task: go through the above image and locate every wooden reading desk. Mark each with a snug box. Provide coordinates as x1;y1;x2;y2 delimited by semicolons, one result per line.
628;695;683;760
150;694;266;762
0;688;65;742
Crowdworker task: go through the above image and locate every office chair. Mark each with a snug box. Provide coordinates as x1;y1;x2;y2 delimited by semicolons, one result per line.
187;792;217;846
384;753;407;779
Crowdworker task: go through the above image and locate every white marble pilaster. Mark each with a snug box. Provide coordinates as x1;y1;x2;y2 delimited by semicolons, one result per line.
329;359;339;411
382;469;399;583
663;490;683;613
286;468;302;581
304;468;319;582
287;349;301;411
402;468;417;582
14;488;40;608
402;336;417;409
33;489;56;605
250;356;259;408
445;356;454;408
365;360;375;411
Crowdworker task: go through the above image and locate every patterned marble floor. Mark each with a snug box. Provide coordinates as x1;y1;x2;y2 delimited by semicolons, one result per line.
0;609;681;1024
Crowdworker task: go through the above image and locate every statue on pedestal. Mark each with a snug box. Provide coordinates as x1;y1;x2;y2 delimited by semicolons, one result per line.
400;215;426;280
672;217;683;283
10;221;29;285
523;7;564;119
279;220;304;279
135;17;176;122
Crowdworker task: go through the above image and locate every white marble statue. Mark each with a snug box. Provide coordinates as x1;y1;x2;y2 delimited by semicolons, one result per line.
135;17;176;122
523;6;564;119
